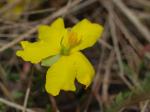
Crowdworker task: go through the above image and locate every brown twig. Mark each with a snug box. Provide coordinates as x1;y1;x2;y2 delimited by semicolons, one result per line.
49;96;60;112
109;13;134;90
0;0;82;52
0;82;13;101
22;88;31;112
102;51;115;105
112;0;150;43
100;0;135;91
141;100;149;112
112;12;143;56
0;97;36;112
0;0;21;16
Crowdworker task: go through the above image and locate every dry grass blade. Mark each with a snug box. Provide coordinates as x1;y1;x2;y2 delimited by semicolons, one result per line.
108;13;134;91
0;82;13;101
141;100;149;112
22;88;30;112
100;0;135;90
0;0;21;16
102;51;115;104
112;0;150;43
0;98;36;112
112;12;143;56
0;0;82;52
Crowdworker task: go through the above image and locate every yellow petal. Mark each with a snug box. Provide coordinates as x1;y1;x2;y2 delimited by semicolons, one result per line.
45;55;76;96
38;18;65;52
16;41;58;64
51;18;65;30
17;18;66;63
71;19;103;52
3;0;24;20
38;18;64;40
38;25;52;41
74;52;95;87
45;52;95;96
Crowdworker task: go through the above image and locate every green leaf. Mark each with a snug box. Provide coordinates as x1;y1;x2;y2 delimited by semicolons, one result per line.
7;72;19;82
41;54;61;67
12;91;24;99
115;92;123;104
46;104;52;112
0;102;6;112
105;91;133;112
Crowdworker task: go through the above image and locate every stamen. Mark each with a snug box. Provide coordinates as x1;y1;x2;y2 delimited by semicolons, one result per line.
60;31;81;56
68;32;80;48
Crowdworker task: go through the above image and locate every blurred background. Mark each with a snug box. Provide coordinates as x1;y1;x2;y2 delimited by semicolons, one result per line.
0;0;150;112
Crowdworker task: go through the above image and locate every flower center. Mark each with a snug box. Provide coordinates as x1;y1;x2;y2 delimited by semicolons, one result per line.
68;32;80;48
60;31;80;55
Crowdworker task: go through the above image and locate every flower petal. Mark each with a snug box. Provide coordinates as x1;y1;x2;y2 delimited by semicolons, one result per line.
38;18;65;40
74;52;95;87
45;55;76;96
45;52;95;96
71;19;103;52
38;18;66;51
16;41;58;63
17;18;66;63
51;17;65;29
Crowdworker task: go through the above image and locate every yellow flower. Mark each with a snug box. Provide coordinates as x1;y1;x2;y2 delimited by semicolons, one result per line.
2;0;42;20
16;18;103;96
2;0;25;20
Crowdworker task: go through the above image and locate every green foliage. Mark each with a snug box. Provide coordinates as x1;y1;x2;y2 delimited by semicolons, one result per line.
46;104;52;112
12;91;24;100
27;97;34;107
140;72;150;91
105;91;133;112
7;72;19;82
0;102;6;112
123;63;134;77
106;72;150;112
